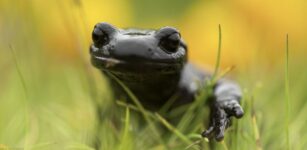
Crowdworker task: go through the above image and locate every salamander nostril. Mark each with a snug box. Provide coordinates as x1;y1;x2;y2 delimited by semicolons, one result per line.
92;22;118;48
92;27;109;47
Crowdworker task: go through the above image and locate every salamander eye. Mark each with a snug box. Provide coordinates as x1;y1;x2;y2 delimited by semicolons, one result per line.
160;33;181;53
92;27;109;47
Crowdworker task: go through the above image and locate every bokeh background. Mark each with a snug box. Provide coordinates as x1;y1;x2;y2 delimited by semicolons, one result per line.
0;0;306;149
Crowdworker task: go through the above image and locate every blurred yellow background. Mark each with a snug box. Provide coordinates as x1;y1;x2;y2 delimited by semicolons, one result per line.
1;0;305;70
0;0;307;149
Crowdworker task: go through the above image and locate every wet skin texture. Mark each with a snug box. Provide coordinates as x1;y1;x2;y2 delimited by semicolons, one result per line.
90;22;244;141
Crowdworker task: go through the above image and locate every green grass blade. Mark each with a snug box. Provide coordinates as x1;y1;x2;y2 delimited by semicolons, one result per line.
159;94;179;115
212;24;222;79
9;45;30;150
155;113;193;146
106;72;168;149
9;45;28;99
116;101;156;119
284;34;291;150
118;107;132;150
221;140;229;150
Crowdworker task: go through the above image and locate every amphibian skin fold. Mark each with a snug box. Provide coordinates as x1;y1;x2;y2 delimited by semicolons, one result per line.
90;22;244;141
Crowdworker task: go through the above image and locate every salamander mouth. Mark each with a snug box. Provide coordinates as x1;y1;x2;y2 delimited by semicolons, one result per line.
91;54;184;75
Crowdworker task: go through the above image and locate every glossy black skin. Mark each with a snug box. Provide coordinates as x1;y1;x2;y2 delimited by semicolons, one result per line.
90;22;244;141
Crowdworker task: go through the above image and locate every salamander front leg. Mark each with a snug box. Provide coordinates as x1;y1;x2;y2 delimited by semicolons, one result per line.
202;80;244;141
